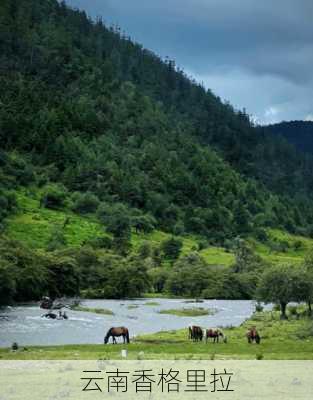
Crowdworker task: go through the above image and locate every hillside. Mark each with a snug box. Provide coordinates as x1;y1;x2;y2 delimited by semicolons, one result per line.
1;0;313;305
8;189;311;265
264;121;313;155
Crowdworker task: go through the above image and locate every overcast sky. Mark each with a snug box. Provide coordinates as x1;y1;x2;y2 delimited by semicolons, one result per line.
66;0;313;125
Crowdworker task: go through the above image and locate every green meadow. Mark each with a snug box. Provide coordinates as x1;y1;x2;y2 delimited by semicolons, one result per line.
1;312;313;360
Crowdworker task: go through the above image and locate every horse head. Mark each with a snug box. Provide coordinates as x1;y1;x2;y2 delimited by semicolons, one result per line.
104;328;112;344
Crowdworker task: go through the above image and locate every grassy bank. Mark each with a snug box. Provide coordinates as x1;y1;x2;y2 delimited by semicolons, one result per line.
158;307;216;317
71;305;114;315
1;312;313;360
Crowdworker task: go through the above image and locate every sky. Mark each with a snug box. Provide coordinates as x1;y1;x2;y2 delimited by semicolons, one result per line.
65;0;313;125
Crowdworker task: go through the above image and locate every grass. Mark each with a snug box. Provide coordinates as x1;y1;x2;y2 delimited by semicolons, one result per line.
6;190;106;249
248;228;311;265
2;311;313;360
144;301;160;306
71;305;114;315
158;307;216;317
6;189;313;268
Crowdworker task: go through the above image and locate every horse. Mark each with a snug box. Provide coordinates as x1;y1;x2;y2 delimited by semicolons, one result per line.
41;312;57;319
188;325;203;342
246;327;261;344
104;327;130;344
205;328;226;343
40;296;53;310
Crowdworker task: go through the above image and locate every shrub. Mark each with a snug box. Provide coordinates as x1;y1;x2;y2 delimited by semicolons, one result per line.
172;221;185;236
72;192;100;214
41;185;67;210
255;228;268;243
288;305;299;318
255;302;264;312
198;240;209;251
86;236;112;249
293;240;303;251
0;190;17;222
161;237;182;261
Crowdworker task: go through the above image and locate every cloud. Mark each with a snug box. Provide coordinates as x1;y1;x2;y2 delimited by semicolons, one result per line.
65;0;313;124
186;67;313;124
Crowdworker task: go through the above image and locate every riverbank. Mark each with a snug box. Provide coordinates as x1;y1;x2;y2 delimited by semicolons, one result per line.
70;305;114;315
1;311;313;360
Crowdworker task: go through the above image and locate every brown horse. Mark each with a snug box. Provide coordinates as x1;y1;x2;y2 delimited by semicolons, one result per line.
246;327;261;344
104;327;130;344
188;325;203;342
205;328;226;343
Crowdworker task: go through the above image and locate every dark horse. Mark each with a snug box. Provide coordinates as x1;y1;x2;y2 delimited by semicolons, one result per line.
205;328;226;343
104;327;130;344
41;312;57;319
188;325;203;342
246;327;261;344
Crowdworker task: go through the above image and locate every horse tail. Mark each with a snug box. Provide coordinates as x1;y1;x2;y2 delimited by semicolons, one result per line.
126;328;130;343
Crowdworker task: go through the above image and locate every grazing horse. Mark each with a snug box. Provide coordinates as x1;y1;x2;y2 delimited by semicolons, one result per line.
205;328;226;343
188;325;203;342
104;327;130;344
246;327;261;344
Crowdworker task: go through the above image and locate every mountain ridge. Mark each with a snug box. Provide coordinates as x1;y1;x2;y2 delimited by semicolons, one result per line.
264;120;313;155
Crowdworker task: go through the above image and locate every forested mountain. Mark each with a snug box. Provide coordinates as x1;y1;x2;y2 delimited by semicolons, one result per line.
264;121;313;155
2;0;313;236
1;0;313;303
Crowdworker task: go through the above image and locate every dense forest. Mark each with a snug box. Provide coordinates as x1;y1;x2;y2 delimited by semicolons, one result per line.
1;0;313;305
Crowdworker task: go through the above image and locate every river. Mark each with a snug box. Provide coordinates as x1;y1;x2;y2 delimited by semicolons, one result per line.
0;298;264;347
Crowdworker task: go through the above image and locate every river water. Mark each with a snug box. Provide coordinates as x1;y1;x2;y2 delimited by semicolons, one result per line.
0;298;263;347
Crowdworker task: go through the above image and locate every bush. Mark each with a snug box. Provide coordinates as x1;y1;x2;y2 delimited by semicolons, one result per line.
138;241;152;259
161;237;183;261
255;302;264;312
46;227;67;251
255;228;268;243
131;214;156;234
172;221;185;236
288;305;299;318
72;192;100;214
198;240;209;251
86;236;113;249
293;240;303;251
0;262;16;305
41;185;67;210
0;190;17;222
